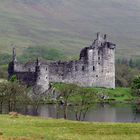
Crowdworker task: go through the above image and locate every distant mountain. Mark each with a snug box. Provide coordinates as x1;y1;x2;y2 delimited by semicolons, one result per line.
0;0;140;59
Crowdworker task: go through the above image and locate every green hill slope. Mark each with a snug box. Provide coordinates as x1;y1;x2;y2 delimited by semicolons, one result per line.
0;0;140;59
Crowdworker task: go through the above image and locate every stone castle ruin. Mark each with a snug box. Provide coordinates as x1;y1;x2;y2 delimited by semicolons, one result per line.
8;33;116;93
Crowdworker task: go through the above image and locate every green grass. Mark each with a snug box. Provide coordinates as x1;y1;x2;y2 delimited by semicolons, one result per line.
90;87;134;102
0;115;140;140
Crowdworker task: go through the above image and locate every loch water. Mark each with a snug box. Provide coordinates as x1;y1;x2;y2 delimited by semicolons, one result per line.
1;103;140;122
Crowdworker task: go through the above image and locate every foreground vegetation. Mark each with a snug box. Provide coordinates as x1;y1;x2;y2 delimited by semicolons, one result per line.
0;115;140;140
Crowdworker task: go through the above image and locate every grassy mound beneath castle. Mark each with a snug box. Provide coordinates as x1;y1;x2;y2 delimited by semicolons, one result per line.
0;115;140;140
54;83;136;103
91;87;134;102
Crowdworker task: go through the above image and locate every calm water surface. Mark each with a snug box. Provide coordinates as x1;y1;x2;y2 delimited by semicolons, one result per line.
1;103;140;122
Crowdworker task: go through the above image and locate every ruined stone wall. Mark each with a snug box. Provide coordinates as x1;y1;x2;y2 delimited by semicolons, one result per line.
14;62;36;72
49;60;90;87
48;42;115;89
8;33;116;90
8;61;37;86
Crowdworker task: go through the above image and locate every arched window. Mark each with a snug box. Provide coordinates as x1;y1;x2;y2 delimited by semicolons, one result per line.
46;67;47;71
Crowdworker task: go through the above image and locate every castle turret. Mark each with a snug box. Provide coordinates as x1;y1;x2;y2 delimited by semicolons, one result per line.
13;47;17;62
34;59;50;94
8;48;17;79
97;32;101;41
35;57;40;73
104;34;107;42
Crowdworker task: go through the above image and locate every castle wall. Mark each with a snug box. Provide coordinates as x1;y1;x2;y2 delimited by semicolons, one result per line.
8;61;37;86
14;62;36;72
48;43;115;89
49;60;90;87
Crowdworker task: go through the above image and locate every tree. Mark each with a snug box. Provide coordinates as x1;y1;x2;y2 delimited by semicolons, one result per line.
131;76;140;96
0;75;28;112
0;82;7;113
129;59;134;68
115;64;140;87
70;88;97;121
54;83;78;119
28;85;48;112
0;65;8;79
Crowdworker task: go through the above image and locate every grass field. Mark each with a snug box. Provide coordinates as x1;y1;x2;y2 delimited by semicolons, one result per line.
0;115;140;140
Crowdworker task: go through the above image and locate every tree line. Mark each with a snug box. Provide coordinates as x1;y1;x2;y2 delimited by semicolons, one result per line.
116;58;140;69
115;58;140;87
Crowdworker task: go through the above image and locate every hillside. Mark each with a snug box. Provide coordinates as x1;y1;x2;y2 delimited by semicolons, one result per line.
0;0;140;59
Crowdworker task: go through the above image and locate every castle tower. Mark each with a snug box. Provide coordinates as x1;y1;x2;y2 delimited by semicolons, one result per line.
34;59;50;94
87;33;116;88
101;41;116;88
35;57;40;73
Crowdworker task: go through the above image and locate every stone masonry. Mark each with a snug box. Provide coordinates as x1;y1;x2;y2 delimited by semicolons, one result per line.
8;33;116;93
